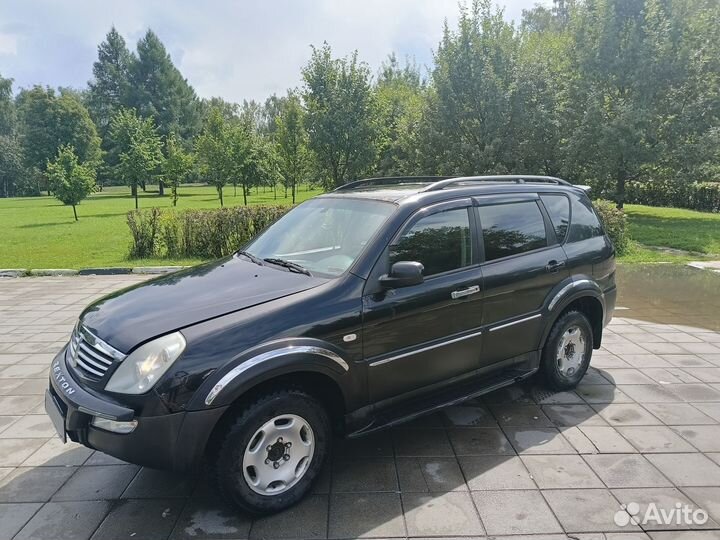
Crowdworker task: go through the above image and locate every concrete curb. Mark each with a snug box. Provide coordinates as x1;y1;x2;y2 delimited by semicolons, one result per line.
1;266;187;278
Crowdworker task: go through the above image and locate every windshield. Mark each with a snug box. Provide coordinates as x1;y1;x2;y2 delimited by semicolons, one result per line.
244;197;396;277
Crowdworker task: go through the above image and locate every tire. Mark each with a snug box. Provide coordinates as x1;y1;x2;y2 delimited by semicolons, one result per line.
541;310;594;391
210;388;331;514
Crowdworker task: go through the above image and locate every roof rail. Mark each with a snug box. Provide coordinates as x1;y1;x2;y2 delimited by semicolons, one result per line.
423;175;573;192
333;176;454;192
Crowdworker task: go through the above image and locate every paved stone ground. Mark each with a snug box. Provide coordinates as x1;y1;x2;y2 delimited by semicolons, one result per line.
1;274;720;540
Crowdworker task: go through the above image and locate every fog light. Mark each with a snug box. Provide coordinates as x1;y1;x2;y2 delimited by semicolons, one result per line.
91;417;138;434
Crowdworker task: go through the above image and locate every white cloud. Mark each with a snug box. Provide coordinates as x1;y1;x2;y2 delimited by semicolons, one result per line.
0;0;544;101
0;33;18;56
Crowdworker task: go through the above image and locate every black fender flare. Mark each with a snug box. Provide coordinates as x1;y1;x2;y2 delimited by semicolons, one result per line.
187;337;353;411
538;277;606;351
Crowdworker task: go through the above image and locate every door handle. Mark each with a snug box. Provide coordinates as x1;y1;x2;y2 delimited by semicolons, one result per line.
451;285;480;299
545;260;565;273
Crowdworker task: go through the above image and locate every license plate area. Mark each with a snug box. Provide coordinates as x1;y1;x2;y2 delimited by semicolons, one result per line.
45;390;67;443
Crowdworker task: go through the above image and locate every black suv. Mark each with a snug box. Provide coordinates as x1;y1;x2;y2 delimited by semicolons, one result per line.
46;175;616;513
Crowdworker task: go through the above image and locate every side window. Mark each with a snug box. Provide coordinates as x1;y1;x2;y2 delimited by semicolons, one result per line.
478;201;547;262
567;195;603;243
540;194;570;243
390;208;472;276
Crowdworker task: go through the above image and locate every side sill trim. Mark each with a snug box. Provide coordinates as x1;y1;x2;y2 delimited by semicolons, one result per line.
368;329;483;368
488;313;542;332
204;345;349;406
548;279;593;311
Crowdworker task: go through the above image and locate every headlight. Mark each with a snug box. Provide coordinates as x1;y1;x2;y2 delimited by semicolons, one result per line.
105;332;186;394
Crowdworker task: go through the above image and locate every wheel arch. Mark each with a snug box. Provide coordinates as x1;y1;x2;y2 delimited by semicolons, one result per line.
541;280;606;351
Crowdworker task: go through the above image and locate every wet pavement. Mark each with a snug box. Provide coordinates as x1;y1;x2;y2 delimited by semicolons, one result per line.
0;265;720;540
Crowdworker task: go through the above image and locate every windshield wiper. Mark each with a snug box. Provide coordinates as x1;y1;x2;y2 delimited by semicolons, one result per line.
236;250;264;266
263;257;312;276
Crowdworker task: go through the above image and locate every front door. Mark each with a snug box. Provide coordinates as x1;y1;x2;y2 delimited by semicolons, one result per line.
362;200;484;404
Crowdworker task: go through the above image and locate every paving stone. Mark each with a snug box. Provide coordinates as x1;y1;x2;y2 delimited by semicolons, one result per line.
649;531;720;540
250;493;327;539
618;384;684;403
593;404;662;426
0;395;43;415
0;438;46;466
482;384;535;404
22;438;93;467
601;369;657;385
396;457;467;492
577;384;635;404
613;487;717;531
0;415;20;435
0;502;42;540
668;384;720;402
0;415;55;438
522;454;604;488
561;425;598;453
472;489;562;535
92;498;183;540
85;451;130;466
0;466;76;502
121;468;196;499
489;403;553;426
683;487;720;524
503;427;576;454
14;500;111;540
169;496;253;540
664;355;715;368
392;427;454;457
334;432;393;458
619;354;673;368
543;488;638;533
52;464;138;501
459;455;535;490
331;458;397;492
402;491;484;537
447;427;515;455
584;454;672;488
643;403;717;425
672;425;720;452
645;454;720;486
617;426;698;453
441;404;497;426
328;492;405;538
543;404;609;426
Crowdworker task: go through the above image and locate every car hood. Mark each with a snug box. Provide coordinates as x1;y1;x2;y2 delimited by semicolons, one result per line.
80;255;328;353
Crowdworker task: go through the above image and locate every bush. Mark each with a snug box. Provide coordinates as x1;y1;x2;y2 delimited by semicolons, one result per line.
593;199;629;255
127;205;290;260
625;180;720;212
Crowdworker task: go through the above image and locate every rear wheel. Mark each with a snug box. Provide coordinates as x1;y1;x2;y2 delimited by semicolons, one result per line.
211;388;330;514
541;310;593;390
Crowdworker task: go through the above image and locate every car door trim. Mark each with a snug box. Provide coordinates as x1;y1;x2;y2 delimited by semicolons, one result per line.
204;345;349;405
548;279;593;310
368;328;483;367
488;313;542;332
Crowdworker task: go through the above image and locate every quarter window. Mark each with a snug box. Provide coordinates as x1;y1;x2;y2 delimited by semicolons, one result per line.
540;194;570;243
390;208;472;276
567;195;603;243
478;201;547;262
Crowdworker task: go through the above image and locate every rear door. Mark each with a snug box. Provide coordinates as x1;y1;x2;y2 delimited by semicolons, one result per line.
362;199;484;403
476;194;569;367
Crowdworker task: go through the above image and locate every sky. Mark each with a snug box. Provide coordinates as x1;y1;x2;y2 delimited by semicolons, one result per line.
0;0;545;104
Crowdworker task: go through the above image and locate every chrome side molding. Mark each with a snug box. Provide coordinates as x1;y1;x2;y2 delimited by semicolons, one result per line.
547;279;594;311
205;345;349;406
488;313;542;332
368;328;483;368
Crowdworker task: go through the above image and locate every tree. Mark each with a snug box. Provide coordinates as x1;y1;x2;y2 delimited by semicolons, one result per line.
128;30;201;142
109;108;164;208
274;94;310;203
16;86;101;194
162;132;194;206
195;107;232;206
302;43;377;189
46;145;96;221
0;135;25;197
0;72;15;136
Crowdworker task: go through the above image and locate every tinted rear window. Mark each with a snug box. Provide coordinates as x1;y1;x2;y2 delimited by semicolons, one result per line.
567;195;603;243
478;201;548;262
540;194;570;243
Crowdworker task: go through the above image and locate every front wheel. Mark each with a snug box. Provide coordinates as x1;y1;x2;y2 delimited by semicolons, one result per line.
541;310;593;391
210;388;330;514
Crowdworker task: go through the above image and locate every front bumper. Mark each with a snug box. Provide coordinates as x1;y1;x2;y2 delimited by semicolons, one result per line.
46;346;227;471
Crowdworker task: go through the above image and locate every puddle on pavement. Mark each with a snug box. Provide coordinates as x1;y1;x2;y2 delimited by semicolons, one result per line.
616;264;720;331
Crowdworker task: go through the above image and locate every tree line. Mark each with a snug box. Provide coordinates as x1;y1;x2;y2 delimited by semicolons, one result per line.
1;0;718;220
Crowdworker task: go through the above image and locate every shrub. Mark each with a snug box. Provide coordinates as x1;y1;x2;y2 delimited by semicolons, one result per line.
593;199;629;255
625;180;720;212
127;205;290;260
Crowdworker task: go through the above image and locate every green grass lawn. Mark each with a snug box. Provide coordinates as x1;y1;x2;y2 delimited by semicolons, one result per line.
1;189;718;269
0;184;323;269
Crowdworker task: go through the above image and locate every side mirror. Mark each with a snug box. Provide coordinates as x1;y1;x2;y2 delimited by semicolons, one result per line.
379;261;424;289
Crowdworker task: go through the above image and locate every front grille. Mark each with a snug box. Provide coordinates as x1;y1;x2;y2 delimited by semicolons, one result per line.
68;325;125;381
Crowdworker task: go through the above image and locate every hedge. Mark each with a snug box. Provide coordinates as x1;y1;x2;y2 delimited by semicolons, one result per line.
625;180;720;212
127;205;290;259
593;199;629;255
